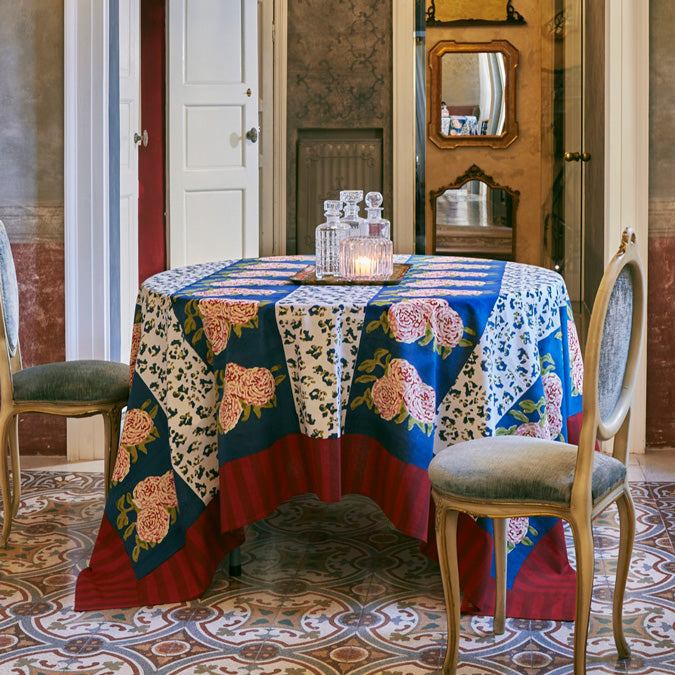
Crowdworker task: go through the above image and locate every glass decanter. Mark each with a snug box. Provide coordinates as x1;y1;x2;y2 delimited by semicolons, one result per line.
315;200;350;279
339;190;367;236
339;191;393;281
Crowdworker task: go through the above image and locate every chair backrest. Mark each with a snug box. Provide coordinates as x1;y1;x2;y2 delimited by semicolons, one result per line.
573;228;645;503
0;220;21;383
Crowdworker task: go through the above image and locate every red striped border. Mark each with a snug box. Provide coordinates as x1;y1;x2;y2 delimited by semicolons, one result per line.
219;433;431;541
75;498;244;610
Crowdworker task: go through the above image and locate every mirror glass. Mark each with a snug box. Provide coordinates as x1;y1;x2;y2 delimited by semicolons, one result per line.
432;172;518;260
440;52;506;137
428;40;518;149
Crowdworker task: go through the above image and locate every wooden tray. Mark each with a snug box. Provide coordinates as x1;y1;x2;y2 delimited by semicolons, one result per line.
290;263;411;286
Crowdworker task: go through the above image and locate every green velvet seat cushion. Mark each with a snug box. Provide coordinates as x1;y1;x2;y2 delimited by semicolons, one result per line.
12;360;130;403
429;436;626;506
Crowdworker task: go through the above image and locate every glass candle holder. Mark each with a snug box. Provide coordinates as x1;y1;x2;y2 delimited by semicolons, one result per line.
339;235;393;281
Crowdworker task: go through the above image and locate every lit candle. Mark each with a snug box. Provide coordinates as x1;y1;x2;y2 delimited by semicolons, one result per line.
353;255;374;279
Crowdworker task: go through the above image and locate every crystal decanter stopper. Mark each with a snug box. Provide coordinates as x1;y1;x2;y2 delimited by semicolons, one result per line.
339;190;366;236
315;200;350;279
364;191;391;239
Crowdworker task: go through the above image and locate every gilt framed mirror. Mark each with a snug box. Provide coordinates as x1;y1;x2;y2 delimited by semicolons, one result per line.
431;164;519;261
428;40;518;149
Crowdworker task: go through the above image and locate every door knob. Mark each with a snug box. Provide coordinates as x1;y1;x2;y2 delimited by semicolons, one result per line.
246;127;259;143
564;151;580;162
134;130;148;147
580;152;591;162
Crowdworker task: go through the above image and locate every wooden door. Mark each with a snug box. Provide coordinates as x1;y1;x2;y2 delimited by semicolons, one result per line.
167;0;259;268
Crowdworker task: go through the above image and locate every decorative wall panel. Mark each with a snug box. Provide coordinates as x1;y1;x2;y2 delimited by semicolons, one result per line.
296;132;383;252
287;0;393;253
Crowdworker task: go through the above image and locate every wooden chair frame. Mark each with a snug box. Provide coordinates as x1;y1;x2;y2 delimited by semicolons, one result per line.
432;229;645;674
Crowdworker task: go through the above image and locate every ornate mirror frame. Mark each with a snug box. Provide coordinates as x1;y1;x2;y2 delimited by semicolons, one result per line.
428;40;519;150
431;164;520;260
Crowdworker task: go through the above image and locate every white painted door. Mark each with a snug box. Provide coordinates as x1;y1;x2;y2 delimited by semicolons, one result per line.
119;0;140;363
168;0;259;268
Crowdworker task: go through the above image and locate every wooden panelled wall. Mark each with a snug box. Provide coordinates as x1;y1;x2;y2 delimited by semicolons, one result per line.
425;0;549;266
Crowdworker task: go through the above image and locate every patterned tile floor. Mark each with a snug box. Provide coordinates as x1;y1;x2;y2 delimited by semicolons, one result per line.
0;467;673;674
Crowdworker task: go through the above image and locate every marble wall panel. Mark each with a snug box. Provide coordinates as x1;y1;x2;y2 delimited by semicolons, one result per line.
647;1;675;446
0;2;66;453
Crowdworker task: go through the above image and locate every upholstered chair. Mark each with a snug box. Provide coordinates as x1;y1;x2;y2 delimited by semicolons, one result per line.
429;228;645;675
0;220;130;547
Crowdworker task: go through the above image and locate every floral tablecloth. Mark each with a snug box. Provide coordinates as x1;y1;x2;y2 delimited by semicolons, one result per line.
76;255;583;618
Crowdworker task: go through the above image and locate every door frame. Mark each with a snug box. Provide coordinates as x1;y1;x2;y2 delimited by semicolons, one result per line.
63;1;649;457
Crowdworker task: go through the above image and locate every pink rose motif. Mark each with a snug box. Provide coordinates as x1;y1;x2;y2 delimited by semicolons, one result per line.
546;407;563;438
129;322;142;386
157;471;178;508
372;375;404;421
514;422;551;439
219;393;243;433
543;372;563;407
224;362;247;398
133;475;165;509
111;447;130;483
222;299;259;326
430;304;464;348
135;504;171;544
507;517;530;546
388;358;421;388
199;299;231;354
240;367;276;407
403;380;436;425
568;323;584;394
387;301;429;343
120;408;154;446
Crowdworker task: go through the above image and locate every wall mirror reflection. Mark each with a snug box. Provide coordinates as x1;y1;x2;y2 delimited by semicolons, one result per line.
429;40;518;149
432;165;519;260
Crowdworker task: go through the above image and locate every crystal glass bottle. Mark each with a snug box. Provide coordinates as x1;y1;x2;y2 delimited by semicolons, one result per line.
364;191;391;239
315;200;350;279
339;190;366;236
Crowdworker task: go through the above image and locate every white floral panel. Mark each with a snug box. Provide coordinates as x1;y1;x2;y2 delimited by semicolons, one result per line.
434;269;567;451
143;260;237;296
275;284;381;438
133;287;220;504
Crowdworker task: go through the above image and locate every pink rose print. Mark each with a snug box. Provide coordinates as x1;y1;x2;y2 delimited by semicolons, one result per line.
135;504;171;544
128;322;142;386
199;299;231;354
240;367;276;407
543;372;563;407
507;517;530;546
546;407;563;438
372;375;404;421
158;471;179;508
543;371;564;438
222;299;259;325
430;303;464;348
388;358;421;387
514;422;551;439
568;323;584;394
111;447;130;483
120;408;154;446
387;301;429;343
404;380;436;425
224;362;247;398
219;393;244;434
133;474;164;509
